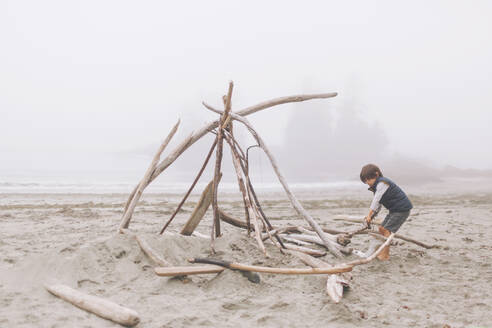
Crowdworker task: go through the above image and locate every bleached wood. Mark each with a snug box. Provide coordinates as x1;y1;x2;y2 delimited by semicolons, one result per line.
281;235;313;247
282;243;326;257
118;119;180;231
236;92;337;116
154;265;224;276
45;284;140;327
180;180;214;236
225;133;266;254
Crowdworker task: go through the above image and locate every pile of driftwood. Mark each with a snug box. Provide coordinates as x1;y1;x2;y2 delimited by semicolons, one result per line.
45;83;437;327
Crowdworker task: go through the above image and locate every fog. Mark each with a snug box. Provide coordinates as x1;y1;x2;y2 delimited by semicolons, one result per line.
1;1;492;184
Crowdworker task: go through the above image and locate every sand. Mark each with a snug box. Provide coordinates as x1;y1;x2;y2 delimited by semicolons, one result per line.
1;184;492;327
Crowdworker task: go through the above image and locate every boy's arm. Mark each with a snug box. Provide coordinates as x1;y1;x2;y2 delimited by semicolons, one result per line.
365;182;388;224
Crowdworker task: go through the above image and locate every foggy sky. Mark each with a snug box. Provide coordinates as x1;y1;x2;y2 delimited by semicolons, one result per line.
2;0;492;180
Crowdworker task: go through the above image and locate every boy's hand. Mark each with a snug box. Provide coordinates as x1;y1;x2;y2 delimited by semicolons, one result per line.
365;215;372;226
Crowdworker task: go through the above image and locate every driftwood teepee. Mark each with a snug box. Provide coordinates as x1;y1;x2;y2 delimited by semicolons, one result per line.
116;82;437;303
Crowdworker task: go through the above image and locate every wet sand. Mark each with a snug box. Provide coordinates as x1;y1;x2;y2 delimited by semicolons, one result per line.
1;186;491;327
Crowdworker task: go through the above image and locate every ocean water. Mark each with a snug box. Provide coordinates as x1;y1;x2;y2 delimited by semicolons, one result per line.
0;171;361;194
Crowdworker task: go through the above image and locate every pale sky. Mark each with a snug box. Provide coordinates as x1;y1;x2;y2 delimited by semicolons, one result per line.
1;0;492;178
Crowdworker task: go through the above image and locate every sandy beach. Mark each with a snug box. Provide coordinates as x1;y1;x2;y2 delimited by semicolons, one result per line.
1;182;491;327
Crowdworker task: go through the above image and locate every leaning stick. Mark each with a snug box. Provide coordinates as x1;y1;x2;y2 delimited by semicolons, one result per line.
189;258;352;275
118;119;180;231
221;132;266;254
135;235;171;267
236;92;338;117
240;150;285;248
45;284;140;327
212;82;234;238
203;105;344;258
224;134;252;234
179;180;215;236
159;139;217;234
225;132;284;250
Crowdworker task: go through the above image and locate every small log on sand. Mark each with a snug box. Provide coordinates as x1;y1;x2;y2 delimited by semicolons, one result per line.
155;265;225;277
180;180;215;236
189;258;352;275
45;284;140;327
135;235;171;267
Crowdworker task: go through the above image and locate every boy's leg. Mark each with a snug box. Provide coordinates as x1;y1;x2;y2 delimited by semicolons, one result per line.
377;226;391;260
377;211;409;260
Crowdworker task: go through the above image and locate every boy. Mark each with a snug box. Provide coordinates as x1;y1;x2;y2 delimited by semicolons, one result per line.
360;164;412;260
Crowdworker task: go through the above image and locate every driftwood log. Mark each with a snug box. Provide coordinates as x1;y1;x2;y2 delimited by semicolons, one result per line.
224;131;266;254
189;258;352;275
45;284;140;327
179;180;215;236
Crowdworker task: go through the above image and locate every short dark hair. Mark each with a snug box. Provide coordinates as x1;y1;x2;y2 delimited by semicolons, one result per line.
360;164;383;182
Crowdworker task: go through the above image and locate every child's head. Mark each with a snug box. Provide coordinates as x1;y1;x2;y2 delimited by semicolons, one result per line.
360;164;383;186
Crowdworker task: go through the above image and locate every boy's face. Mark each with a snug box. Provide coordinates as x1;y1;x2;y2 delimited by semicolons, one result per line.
364;177;377;187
